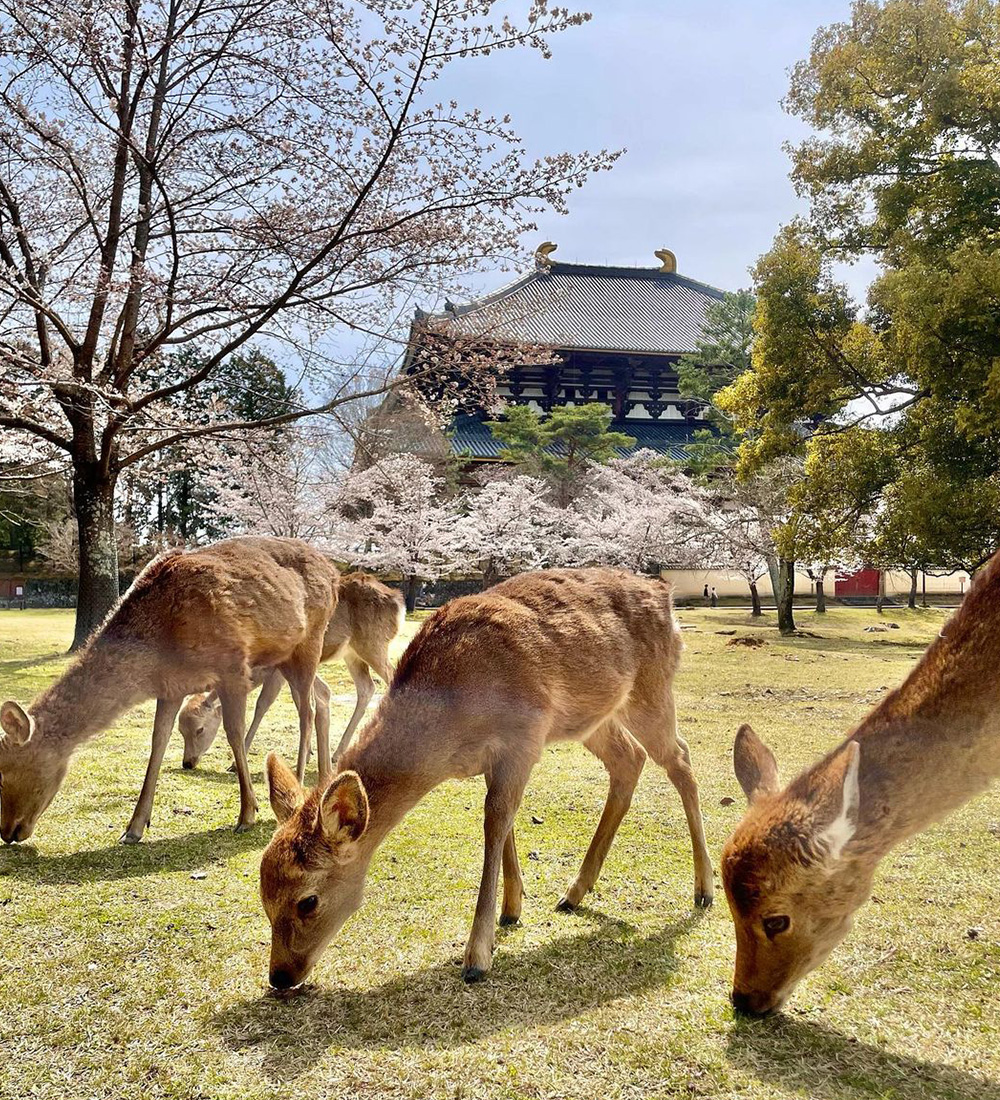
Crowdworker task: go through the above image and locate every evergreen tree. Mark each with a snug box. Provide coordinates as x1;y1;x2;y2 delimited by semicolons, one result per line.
485;403;635;507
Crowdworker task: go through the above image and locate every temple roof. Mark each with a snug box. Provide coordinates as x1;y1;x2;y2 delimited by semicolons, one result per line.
448;414;710;462
428;261;726;355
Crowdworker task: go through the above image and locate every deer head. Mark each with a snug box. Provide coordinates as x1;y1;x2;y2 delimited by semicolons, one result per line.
178;693;223;769
721;724;872;1016
259;753;371;989
0;701;68;843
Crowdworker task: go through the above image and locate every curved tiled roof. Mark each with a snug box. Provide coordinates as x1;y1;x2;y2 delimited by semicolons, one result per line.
434;262;726;354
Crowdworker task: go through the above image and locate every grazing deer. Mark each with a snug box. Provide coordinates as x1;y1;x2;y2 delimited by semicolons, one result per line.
259;568;714;990
722;550;1000;1017
178;573;404;773
0;537;338;845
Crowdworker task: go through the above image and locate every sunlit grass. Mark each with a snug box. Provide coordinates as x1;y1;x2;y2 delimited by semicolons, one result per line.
1;602;998;1099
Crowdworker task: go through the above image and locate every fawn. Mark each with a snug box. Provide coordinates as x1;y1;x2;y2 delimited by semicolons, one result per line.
258;567;714;989
722;549;1000;1016
178;573;404;775
0;537;338;843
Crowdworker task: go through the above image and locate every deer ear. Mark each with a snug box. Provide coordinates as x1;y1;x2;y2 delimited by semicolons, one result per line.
265;753;303;824
319;771;369;854
0;701;33;746
814;741;861;862
733;723;780;802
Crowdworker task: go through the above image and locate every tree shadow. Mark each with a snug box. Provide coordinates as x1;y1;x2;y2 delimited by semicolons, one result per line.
0;651;68;673
727;1014;1000;1100
213;909;704;1081
0;821;272;885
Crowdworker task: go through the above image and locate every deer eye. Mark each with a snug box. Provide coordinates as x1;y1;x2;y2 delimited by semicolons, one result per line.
297;895;319;918
194;727;204;737
762;914;790;938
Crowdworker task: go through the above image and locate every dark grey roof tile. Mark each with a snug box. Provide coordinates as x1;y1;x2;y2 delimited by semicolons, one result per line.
435;262;726;354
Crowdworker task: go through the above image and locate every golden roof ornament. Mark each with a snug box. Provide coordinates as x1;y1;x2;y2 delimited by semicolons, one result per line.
534;241;558;270
655;248;677;273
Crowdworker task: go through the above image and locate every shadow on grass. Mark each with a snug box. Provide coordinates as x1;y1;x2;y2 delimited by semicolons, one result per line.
213;909;704;1077
167;763;329;788
0;821;272;885
0;651;68;673
165;764;260;785
727;1014;1000;1100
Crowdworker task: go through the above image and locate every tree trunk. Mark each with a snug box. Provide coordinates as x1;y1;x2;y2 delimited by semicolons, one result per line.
404;575;422;614
876;569;886;615
749;580;762;617
815;576;826;614
908;567;918;609
765;554;780;601
776;558;796;636
73;470;120;650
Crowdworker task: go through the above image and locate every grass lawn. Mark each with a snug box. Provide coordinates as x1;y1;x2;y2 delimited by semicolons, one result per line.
1;604;999;1100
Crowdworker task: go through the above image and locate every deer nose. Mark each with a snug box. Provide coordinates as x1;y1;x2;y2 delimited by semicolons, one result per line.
1;822;22;844
269;968;297;990
731;989;772;1017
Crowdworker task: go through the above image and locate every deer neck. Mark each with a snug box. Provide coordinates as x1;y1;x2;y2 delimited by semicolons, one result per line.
847;614;1000;860
30;637;153;753
339;704;452;853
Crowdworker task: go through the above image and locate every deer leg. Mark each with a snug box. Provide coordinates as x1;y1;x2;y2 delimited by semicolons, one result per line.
282;652;327;785
217;687;258;833
226;670;286;773
336;653;375;760
499;827;525;927
626;693;714;908
312;676;332;766
367;650;394;688
245;668;285;753
557;720;646;912
122;696;184;843
463;764;529;982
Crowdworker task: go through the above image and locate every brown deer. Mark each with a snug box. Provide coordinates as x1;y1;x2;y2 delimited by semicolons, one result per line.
258;567;714;990
0;537;338;844
722;549;1000;1017
178;573;404;773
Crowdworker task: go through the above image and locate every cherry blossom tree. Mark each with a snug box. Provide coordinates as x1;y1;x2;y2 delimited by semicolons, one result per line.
703;498;771;616
455;473;564;585
327;453;468;611
565;452;711;572
201;430;340;542
0;0;614;645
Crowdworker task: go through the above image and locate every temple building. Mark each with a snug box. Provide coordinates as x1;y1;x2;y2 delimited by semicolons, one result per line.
366;244;726;468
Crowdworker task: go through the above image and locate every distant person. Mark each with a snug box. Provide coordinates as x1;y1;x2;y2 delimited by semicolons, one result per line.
703;583;710;603
710;587;718;608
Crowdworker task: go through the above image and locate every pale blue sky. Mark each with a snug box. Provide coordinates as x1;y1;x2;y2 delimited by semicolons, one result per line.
438;0;874;302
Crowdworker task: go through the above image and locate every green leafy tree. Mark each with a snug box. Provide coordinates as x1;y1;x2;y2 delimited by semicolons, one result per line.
720;0;1000;582
677;289;756;476
485;403;636;507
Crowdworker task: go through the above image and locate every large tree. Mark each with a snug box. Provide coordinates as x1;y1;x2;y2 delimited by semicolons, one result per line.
0;0;613;646
721;0;1000;580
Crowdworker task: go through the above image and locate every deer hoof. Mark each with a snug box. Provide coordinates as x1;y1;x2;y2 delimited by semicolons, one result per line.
555;896;577;913
498;913;520;928
461;965;488;984
694;891;714;909
119;831;143;845
233;820;255;833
